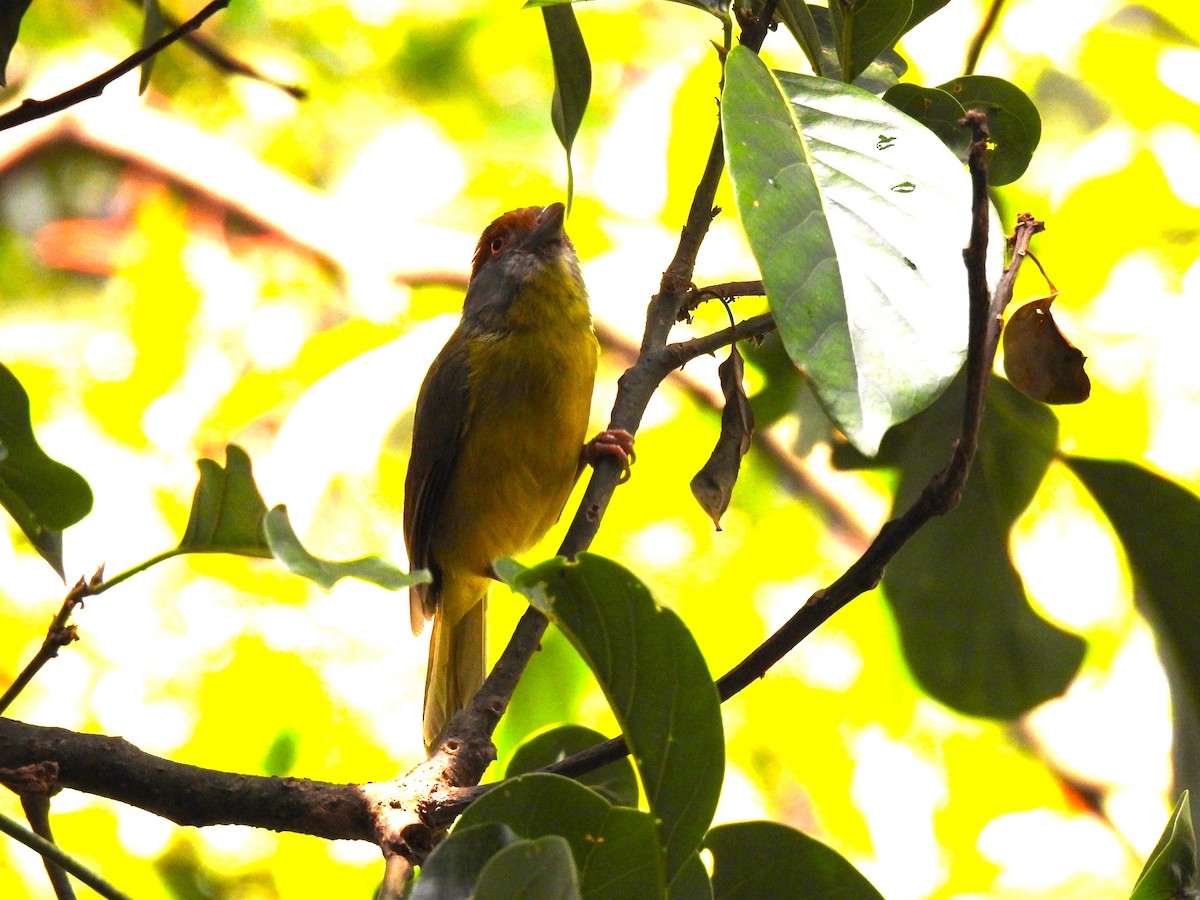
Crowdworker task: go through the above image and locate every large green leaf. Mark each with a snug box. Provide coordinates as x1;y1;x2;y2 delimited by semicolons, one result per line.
787;4;908;93
936;75;1041;185
667;852;713;899
1129;792;1196;900
456;772;664;898
474;835;581;900
828;0;912;85
0;364;93;577
500;556;724;882
875;378;1087;717
705;821;884;899
0;0;32;86
410;823;520;900
541;4;590;210
506;724;639;808
722;47;986;455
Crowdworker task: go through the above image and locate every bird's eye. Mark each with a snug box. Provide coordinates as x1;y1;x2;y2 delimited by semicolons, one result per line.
490;237;505;255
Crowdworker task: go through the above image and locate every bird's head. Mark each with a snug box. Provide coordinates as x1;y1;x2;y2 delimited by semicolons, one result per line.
462;203;587;332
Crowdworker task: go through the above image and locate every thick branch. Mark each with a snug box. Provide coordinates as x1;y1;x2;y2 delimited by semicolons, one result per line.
0;0;230;133
0;719;373;842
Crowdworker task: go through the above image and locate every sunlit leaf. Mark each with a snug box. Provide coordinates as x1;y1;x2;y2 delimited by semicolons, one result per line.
500;555;724;881
542;4;591;210
456;772;664;897
722;47;987;454
883;82;970;156
937;75;1041;185
1002;293;1091;404
179;445;271;557
879;377;1087;717
411;823;520;900
828;0;912;85
475;835;581;900
264;505;429;592
706;821;884;899
139;0;165;94
690;345;754;530
1129;792;1196;900
507;724;639;808
0;0;32;86
0;364;93;578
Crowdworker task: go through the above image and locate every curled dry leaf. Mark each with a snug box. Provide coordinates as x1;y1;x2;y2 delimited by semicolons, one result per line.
690;345;755;530
1002;293;1091;405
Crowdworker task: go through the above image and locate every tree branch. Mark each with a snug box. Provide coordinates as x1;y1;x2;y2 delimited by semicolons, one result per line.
0;0;231;133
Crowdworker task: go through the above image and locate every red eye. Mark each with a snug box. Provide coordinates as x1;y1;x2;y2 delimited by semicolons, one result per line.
490;237;505;255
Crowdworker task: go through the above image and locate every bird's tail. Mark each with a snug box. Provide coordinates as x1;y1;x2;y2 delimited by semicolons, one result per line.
423;590;488;752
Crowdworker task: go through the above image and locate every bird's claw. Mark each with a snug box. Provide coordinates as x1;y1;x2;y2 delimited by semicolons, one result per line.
583;429;636;483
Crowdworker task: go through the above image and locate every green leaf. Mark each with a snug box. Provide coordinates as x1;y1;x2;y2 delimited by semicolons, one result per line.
542;4;591;211
902;0;951;34
507;724;639;808
178;444;271;557
0;364;93;577
1130;792;1197;900
139;0;165;94
457;772;664;898
411;823;520;900
882;83;970;157
721;47;985;455
667;852;713;900
475;835;582;900
883;378;1086;717
829;0;912;84
264;505;429;592
0;0;32;86
936;75;1041;185
775;0;823;75
706;821;884;899
802;4;908;93
501;556;724;882
1064;457;1200;806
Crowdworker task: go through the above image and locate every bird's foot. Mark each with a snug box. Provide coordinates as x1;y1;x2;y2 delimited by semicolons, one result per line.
583;429;636;483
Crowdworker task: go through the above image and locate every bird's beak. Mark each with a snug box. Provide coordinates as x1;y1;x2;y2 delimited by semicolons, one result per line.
527;202;566;249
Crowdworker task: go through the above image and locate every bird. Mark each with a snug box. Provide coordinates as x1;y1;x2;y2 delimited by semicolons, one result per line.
404;203;632;752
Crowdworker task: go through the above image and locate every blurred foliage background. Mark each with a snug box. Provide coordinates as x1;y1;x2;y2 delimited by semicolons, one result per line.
0;0;1197;896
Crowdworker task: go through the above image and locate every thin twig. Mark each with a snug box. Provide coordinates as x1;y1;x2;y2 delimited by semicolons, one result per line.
0;808;131;900
678;279;766;322
0;0;231;133
0;578;89;716
963;0;1007;76
20;795;74;900
121;0;307;98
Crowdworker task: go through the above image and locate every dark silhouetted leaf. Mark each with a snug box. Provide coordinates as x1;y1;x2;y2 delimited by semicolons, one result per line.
475;835;581;900
1130;792;1196;900
0;364;93;577
903;0;951;34
883;377;1086;717
668;852;713;899
829;0;912;85
706;821;884;899
542;4;591;210
0;0;32;86
691;345;754;530
456;772;664;898
883;82;970;157
1002;293;1091;404
722;48;995;454
937;75;1041;185
264;505;429;592
499;556;723;882
776;0;823;74
411;823;520;900
507;724;639;808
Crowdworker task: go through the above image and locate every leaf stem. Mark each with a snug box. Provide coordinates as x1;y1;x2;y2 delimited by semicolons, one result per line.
963;0;1007;76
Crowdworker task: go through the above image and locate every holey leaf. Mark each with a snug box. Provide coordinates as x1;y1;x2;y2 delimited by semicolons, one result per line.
722;46;1000;455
